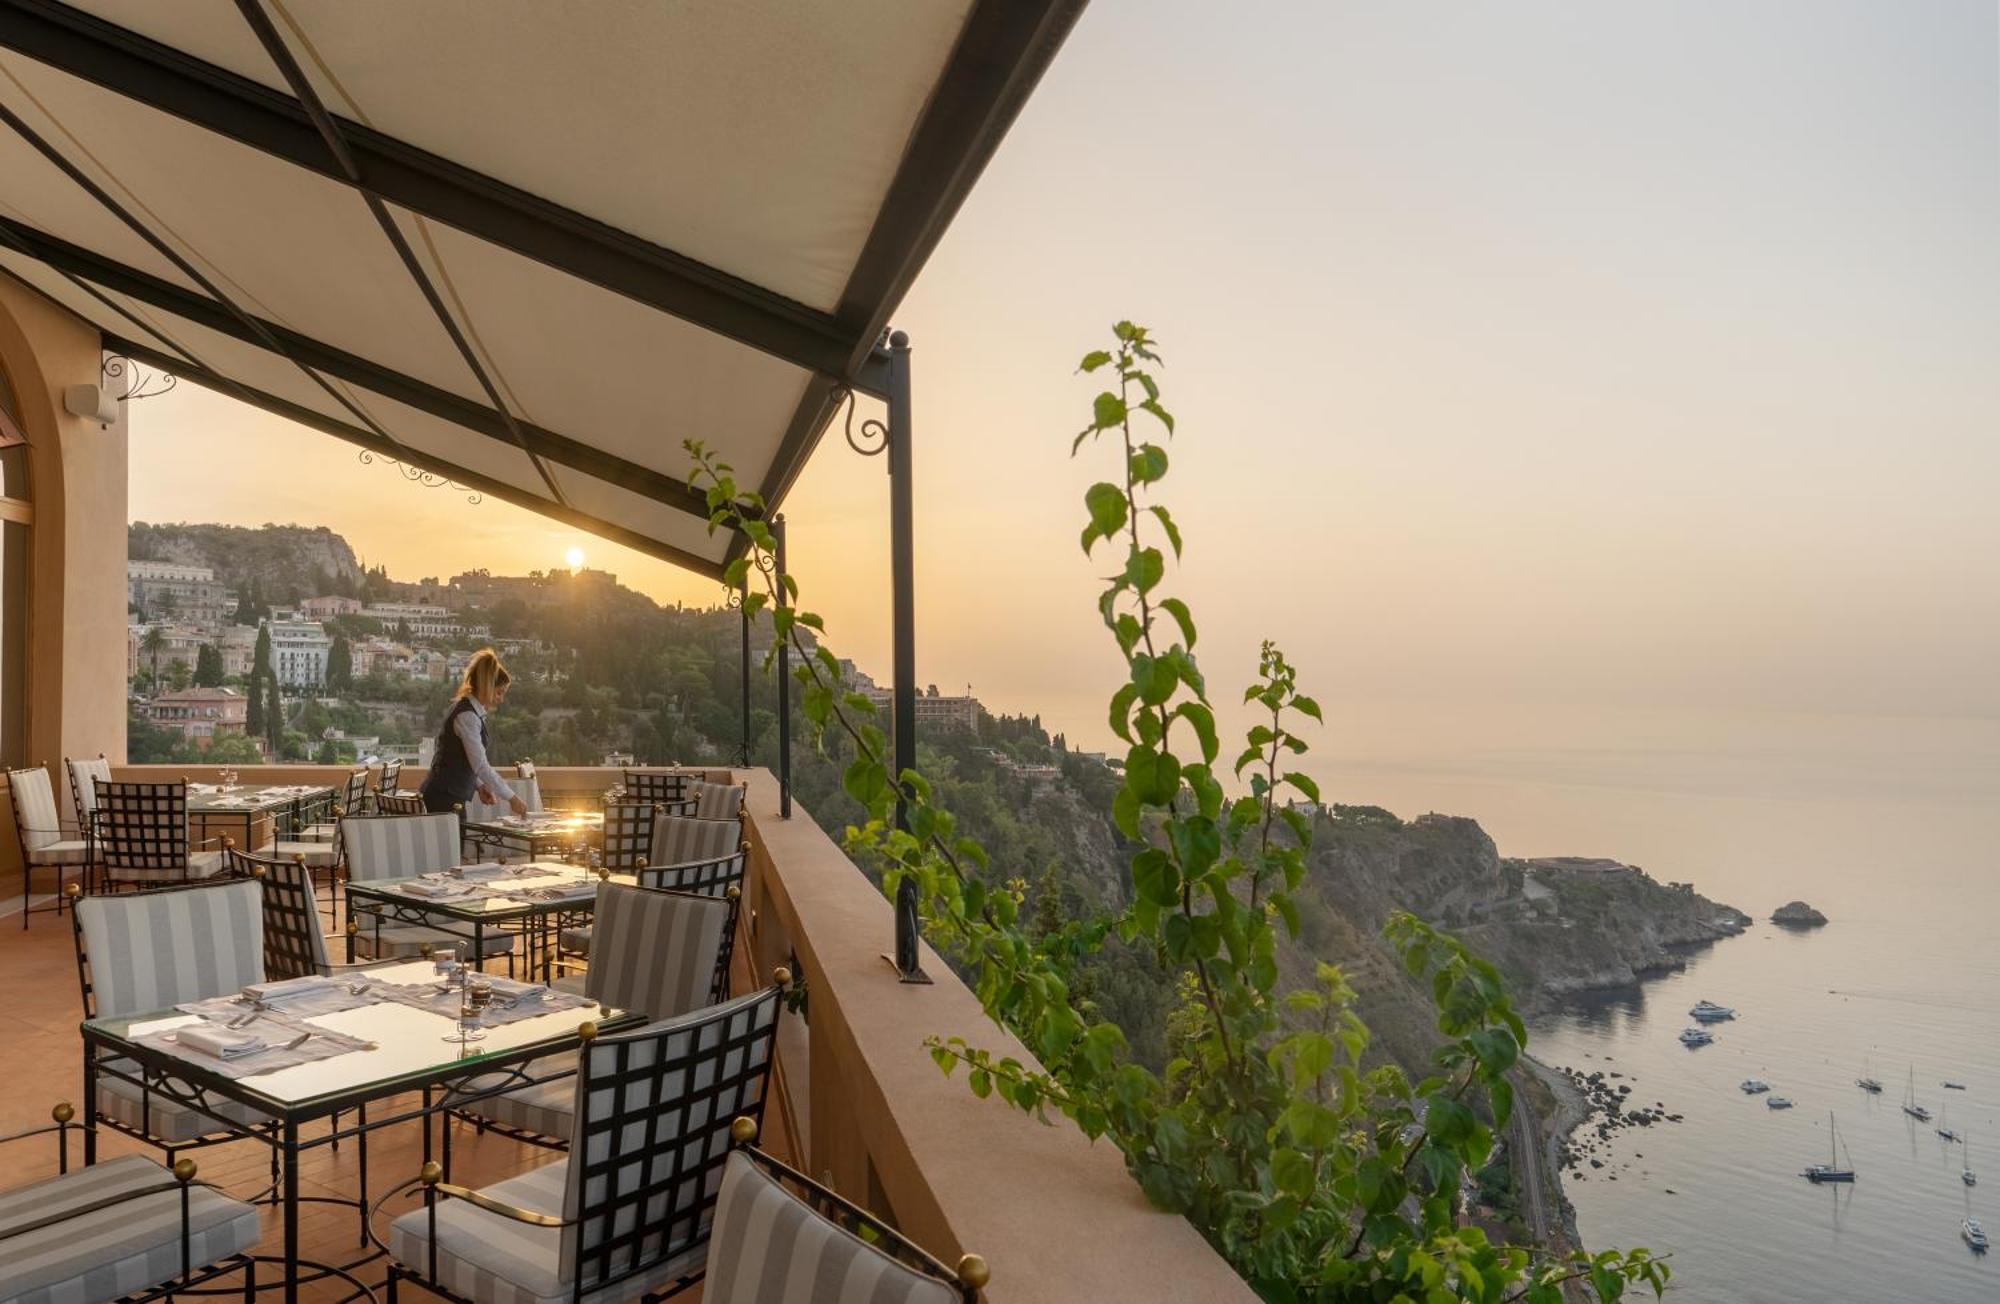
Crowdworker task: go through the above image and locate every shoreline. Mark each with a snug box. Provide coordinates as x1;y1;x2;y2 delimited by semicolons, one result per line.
1522;1051;1591;1250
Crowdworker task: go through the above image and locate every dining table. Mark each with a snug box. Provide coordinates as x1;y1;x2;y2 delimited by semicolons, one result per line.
460;809;605;863
345;860;634;982
80;961;636;1302
184;781;337;851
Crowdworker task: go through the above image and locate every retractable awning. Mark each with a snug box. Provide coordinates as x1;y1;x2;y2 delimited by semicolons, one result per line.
0;0;1083;576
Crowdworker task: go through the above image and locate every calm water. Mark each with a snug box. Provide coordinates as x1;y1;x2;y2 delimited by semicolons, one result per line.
1314;703;2000;1302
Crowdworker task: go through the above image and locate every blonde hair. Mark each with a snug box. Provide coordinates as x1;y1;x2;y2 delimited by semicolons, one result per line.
455;648;512;704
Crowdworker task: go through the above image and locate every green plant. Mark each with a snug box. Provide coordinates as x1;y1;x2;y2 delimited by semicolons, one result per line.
688;324;1666;1301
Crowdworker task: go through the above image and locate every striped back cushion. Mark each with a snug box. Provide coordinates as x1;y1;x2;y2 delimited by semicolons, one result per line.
585;883;730;1019
691;781;746;820
8;766;60;852
704;1152;961;1304
566;985;782;1289
76;880;265;1017
341;814;461;883
651;813;741;867
66;755;112;823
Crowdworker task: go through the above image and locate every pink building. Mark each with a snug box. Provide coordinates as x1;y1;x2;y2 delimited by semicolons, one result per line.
143;686;249;746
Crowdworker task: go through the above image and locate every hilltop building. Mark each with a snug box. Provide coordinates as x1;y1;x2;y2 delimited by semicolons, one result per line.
267;619;332;688
143;686;248;745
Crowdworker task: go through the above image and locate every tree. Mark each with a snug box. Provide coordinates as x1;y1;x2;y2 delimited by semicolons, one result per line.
193;643;224;687
327;633;353;692
246;667;265;737
264;673;284;755
232;585;256;624
140;626;167;688
164;659;192;691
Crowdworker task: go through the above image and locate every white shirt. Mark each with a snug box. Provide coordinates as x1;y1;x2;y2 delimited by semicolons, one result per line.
454;698;514;801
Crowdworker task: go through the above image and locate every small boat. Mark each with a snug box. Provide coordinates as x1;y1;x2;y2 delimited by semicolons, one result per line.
1856;1076;1883;1093
1767;1096;1794;1110
1943;1081;1968;1090
1803;1112;1857;1183
1680;1027;1714;1047
1965;1132;1977;1187
1904;1066;1933;1122
1689;1000;1736;1023
1741;1079;1771;1094
1938;1102;1959;1142
1964;1218;1988;1253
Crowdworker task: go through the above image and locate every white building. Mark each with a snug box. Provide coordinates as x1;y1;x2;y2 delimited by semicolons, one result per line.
362;602;461;640
127;559;213;584
267;619;332;688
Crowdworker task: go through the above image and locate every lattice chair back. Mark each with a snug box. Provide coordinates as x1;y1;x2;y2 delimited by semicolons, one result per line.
690;780;747;820
563;982;785;1294
230;847;329;980
586;883;738;1017
8;765;64;854
73;878;265;1018
93;779;193;882
64;754;112;828
650;813;742;868
705;1140;982;1304
601;801;654;871
622;769;692;805
339;768;370;816
341;813;461;884
373;792;425;816
379;758;403;792
638;850;745;900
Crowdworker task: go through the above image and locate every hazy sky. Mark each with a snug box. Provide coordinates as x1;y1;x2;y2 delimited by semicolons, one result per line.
129;2;2000;854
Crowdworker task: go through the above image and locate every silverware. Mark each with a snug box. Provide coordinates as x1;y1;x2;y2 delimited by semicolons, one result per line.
226;1004;267;1030
281;1031;312;1050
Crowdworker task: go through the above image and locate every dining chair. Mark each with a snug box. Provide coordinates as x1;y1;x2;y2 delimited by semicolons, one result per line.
0;1101;259;1304
706;1117;988;1304
295;769;369;844
621;768;692;806
7;765;90;927
93;779;230;889
389;977;788;1303
373;792;425;816
341;813;515;967
63;753;112;893
227;847;342;980
71;879;274;1158
651;812;743;868
378;758;405;803
558;849;746;970
689;780;747;820
470;883;740;1147
599;800;654;871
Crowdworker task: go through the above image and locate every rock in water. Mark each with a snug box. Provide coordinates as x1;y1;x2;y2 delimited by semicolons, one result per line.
1770;900;1828;927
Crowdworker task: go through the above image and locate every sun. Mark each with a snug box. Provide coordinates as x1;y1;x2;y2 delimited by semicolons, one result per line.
564;546;585;571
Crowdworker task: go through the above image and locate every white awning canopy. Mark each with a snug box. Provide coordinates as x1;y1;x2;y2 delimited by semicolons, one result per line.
0;0;1081;575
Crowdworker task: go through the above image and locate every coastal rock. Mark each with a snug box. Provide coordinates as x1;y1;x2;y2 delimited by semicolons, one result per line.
1770;900;1827;927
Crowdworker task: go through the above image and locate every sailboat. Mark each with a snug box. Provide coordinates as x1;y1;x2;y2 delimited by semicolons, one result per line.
1903;1066;1933;1123
1856;1058;1883;1094
1965;1133;1977;1187
1937;1099;1960;1143
1802;1111;1856;1183
1964;1218;1989;1253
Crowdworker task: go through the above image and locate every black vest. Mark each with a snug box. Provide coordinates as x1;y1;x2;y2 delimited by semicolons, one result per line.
420;696;485;811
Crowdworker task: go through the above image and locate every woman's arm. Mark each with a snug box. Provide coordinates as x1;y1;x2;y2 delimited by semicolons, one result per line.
454;710;516;803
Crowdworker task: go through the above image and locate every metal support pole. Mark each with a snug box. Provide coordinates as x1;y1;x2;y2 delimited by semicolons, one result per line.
775;514;792;818
886;330;928;982
738;571;752;768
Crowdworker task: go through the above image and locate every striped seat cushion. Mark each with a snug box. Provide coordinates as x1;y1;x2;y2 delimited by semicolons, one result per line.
295;823;339;843
352;924;515;961
105;848;230;886
272;840;340;868
0;1153;259;1304
557;924;591;957
25;839;89;866
460;1053;578;1141
388;1160;705;1304
96;1058;271;1143
582;884;729;1021
703;1153;959;1304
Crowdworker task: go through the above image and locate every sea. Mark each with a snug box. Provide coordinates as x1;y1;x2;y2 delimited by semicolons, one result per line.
1305;700;2000;1304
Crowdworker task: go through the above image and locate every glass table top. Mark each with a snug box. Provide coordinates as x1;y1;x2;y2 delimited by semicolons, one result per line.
85;960;629;1110
346;863;634;919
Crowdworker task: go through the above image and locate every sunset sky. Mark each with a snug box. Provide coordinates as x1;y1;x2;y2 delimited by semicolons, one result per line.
129;2;2000;862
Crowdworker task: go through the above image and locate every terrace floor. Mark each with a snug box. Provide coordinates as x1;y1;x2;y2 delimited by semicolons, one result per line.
0;901;786;1301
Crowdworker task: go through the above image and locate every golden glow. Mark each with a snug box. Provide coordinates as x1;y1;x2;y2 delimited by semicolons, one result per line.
564;546;586;571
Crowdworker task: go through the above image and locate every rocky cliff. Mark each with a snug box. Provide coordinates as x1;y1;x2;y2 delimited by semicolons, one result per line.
129;522;364;601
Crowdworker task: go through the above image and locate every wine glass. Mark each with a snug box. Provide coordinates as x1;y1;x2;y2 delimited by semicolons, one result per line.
445;976;492;1044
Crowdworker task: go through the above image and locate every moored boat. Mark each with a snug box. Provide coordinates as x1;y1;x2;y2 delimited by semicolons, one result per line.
1802;1112;1857;1183
1964;1218;1988;1253
1680;1027;1714;1047
1741;1079;1770;1094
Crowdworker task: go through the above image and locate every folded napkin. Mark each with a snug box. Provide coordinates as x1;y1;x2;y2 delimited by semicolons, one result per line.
487;976;550;1003
242;976;333;1004
177;1025;268;1060
400;879;476;899
455;862;516;881
524;880;598;901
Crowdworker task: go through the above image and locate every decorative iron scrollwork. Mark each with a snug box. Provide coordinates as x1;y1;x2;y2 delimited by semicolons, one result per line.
101;353;177;401
835;386;888;458
356;450;483;505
